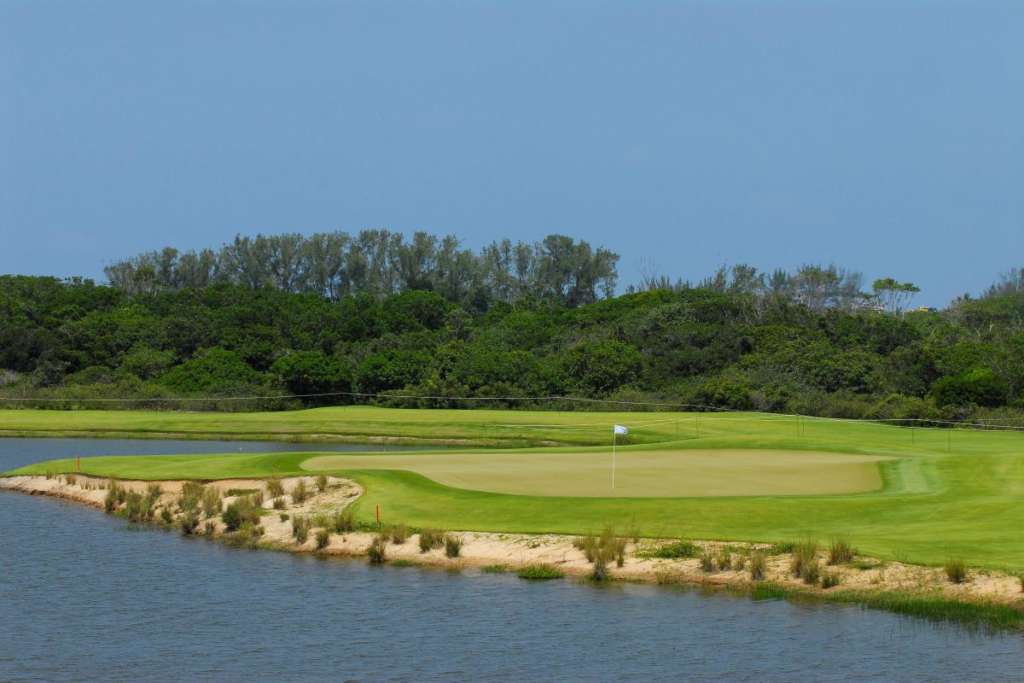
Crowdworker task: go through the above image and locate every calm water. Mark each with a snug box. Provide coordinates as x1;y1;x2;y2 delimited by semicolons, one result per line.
1;439;1022;682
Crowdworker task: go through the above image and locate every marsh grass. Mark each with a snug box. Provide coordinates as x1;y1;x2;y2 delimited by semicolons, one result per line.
160;507;173;525
180;511;200;535
945;558;968;584
272;497;285;510
790;541;819;580
732;555;747;571
315;528;330;550
225;488;257;497
418;528;445;553
124;491;152;523
179;481;204;513
481;564;507;573
222;497;260;532
828;539;855;565
291;480;309;505
316;474;328;493
201;487;222;518
224;521;264;550
390;524;409;544
517;565;563;580
821;571;841;589
266;477;285;498
332;508;356;533
292;516;310;543
699;551;715;573
749;552;766;581
717;549;732;572
444;534;462;558
367;535;387;564
203;520;216;536
768;542;796;555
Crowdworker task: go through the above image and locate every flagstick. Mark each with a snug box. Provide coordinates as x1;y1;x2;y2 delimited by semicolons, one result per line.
611;431;617;490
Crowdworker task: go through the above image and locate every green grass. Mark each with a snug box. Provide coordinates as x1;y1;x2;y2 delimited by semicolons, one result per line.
7;407;1024;570
516;564;564;580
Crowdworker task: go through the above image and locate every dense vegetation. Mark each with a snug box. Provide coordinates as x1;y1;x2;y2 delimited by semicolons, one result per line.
2;231;1022;422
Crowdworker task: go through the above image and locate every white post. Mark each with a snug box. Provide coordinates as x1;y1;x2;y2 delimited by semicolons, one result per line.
611;430;617;490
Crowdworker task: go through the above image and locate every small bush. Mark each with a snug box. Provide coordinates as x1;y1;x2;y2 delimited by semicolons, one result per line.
311;512;333;529
316;474;329;492
717;549;732;571
828;539;855;565
315;528;330;550
279;513;289;522
333;507;356;533
272;497;285;510
732;555;747;571
225;521;264;550
179;481;204;513
749;552;766;581
419;529;445;553
201;487;222;518
649;540;698;559
821;571;841;589
390;524;409;544
103;484;121;513
699;551;715;573
291;480;309;505
801;559;821;585
482;564;507;573
222;497;261;532
444;534;462;558
124;491;153;523
180;512;200;535
367;535;387;564
266;478;285;498
292;515;310;543
790;541;819;579
517;564;563;580
945;558;968;584
160;507;173;525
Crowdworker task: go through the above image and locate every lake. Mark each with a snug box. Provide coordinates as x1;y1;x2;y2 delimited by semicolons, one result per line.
1;438;1022;681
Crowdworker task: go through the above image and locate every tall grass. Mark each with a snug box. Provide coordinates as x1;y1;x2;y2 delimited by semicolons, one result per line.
419;529;444;553
699;551;714;573
749;552;766;581
201;487;222;518
790;540;819;584
222;496;261;532
315;528;330;550
444;534;463;558
945;558;968;584
180;511;200;535
291;480;309;505
179;481;204;513
292;515;311;544
266;477;285;498
367;535;387;564
316;474;329;493
828;539;855;565
332;508;356;533
390;524;409;544
517;565;563;580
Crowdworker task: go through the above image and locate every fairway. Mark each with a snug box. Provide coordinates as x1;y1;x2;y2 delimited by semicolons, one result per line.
302;449;891;497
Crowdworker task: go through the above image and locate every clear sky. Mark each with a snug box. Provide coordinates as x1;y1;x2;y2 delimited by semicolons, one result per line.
1;1;1021;306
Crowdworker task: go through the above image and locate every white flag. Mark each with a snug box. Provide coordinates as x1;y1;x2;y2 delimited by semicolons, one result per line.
613;424;628;435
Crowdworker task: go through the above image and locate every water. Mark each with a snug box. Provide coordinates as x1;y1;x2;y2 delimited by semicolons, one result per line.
1;439;1022;682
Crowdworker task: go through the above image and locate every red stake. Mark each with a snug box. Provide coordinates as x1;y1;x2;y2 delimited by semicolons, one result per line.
376;503;381;529
76;456;80;473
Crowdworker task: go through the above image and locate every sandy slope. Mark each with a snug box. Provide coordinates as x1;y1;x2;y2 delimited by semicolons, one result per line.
2;474;1022;608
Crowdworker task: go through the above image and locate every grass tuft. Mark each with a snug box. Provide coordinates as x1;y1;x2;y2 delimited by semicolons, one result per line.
647;540;699;560
749;552;766;581
316;474;329;493
444;534;463;558
390;523;409;544
517;564;563;580
266;477;285;498
828;538;855;565
315;528;330;551
481;564;507;573
945;558;968;584
367;534;387;564
291;480;309;505
418;528;445;553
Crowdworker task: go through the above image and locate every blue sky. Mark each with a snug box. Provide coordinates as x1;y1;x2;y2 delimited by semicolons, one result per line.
1;1;1021;306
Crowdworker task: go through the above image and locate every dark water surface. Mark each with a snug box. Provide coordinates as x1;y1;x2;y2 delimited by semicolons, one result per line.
1;439;1022;682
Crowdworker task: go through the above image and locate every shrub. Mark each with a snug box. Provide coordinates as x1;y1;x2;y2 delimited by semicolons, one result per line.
316;474;329;493
315;528;330;550
222;497;260;532
160;507;173;525
945;558;968;584
291;480;309;505
790;541;819;579
517;564;563;580
180;512;200;535
367;535;387;564
273;497;285;510
226;521;264;550
292;516;311;543
801;559;821;585
821;571;841;589
717;549;732;572
124;491;153;523
649;540;698;559
333;508;356;533
104;484;121;513
828;539;855;565
749;552;766;581
419;529;444;553
699;551;715;573
145;483;162;505
266;477;285;498
279;513;289;522
201;487;222;518
179;481;204;512
444;534;462;558
390;524;409;544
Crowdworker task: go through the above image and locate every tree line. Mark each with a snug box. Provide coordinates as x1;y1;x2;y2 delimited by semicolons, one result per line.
2;244;1022;423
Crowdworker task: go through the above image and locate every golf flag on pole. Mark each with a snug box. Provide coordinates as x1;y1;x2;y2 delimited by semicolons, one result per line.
613;424;628;435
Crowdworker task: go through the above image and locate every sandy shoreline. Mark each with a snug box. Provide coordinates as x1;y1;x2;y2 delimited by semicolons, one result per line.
3;473;1023;614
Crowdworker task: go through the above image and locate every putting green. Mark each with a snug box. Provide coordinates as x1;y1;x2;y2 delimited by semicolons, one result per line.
301;449;892;497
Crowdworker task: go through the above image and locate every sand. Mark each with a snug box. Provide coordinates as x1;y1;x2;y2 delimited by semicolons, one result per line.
2;473;1022;609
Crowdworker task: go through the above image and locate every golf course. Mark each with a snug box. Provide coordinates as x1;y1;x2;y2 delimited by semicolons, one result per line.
3;405;1022;570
